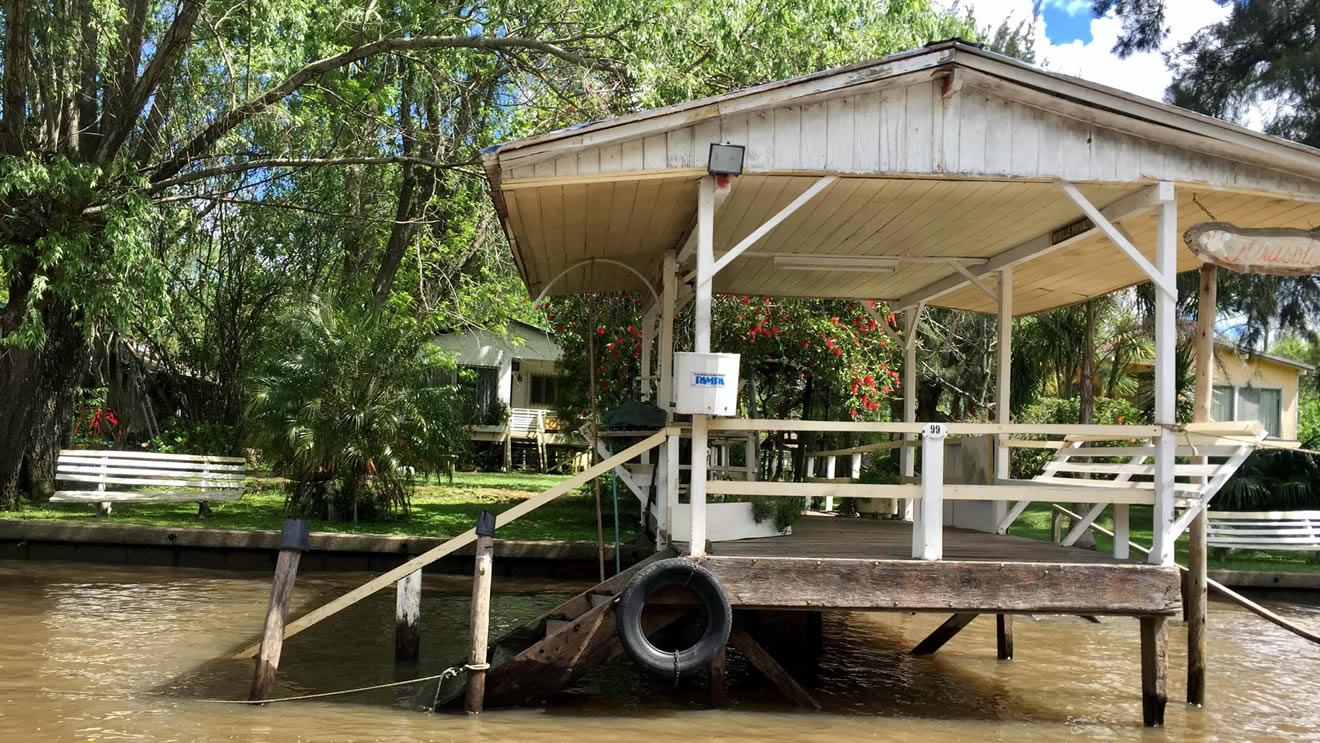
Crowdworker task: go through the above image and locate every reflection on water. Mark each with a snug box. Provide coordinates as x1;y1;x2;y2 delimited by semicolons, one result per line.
1;560;1318;742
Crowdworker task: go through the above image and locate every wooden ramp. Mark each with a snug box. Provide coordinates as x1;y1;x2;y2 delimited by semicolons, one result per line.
431;548;681;709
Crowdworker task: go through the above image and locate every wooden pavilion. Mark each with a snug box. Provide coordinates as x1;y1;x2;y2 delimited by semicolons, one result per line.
231;41;1320;727
475;40;1320;725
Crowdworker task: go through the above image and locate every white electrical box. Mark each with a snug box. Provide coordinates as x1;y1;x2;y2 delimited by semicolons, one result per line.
673;352;741;416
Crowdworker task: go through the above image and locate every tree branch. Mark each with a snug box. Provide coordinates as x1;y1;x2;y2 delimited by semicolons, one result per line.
149;154;477;191
150;33;618;183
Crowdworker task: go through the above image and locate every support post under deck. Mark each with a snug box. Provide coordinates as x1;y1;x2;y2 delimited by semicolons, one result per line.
1141;615;1169;727
1188;263;1217;705
1150;183;1178;566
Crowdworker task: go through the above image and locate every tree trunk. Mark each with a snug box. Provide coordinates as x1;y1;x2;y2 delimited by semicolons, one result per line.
0;301;89;506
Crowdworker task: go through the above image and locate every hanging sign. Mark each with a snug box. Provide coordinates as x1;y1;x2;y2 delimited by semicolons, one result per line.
1184;222;1320;276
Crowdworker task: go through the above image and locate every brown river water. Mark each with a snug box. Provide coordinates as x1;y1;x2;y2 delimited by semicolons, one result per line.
2;560;1318;743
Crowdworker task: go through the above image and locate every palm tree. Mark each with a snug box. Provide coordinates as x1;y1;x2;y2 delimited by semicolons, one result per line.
249;301;466;521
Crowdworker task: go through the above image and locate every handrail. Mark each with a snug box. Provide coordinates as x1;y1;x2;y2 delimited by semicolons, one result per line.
231;427;675;659
1050;504;1320;646
706;418;1162;437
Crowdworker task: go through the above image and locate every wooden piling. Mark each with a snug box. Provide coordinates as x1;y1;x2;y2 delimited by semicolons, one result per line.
708;647;728;707
464;511;496;715
729;627;820;709
1188;263;1216;706
1140;615;1168;727
996;614;1013;660
249;519;309;702
395;569;422;662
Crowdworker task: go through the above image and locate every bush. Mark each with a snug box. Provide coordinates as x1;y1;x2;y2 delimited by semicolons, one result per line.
249;301;467;522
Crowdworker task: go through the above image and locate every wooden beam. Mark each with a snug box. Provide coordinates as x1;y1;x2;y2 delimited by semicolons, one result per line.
1140;616;1168;727
948;259;999;302
996;614;1014;660
910;613;978;655
705;419;1163;437
896;183;1164;310
501;167;707;190
709;176;836;277
482;602;685;708
1055;179;1175;298
728;628;821;709
231;429;672;658
702;556;1182;614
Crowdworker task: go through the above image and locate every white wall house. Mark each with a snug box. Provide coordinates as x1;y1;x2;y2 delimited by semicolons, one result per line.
432;321;586;470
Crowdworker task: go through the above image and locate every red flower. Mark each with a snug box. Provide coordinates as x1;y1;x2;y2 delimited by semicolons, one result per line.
863;375;874;385
741;296;750;304
850;383;859;394
850;408;858;417
626;325;634;333
802;341;810;348
771;327;780;334
597;326;605;335
882;385;892;394
831;316;839;324
834;347;842;356
825;340;834;349
607;343;615;350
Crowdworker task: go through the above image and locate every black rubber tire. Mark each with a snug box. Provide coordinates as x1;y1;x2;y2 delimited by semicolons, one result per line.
615;558;732;678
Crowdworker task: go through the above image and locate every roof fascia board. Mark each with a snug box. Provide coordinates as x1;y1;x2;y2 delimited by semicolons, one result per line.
953;51;1320;183
491;50;955;171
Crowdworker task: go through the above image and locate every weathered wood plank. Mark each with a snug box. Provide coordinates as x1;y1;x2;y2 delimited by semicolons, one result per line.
702;556;1182;614
482;602;685;708
910;613;977;655
728;628;821;709
1140;616;1168;727
996;614;1014;660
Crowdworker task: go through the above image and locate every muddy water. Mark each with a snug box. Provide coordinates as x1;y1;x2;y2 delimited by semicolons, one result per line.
1;561;1318;743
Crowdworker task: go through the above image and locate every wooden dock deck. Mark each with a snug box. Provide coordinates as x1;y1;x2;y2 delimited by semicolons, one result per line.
699;515;1182;616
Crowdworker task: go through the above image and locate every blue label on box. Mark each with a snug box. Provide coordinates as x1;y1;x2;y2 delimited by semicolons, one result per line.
692;373;726;387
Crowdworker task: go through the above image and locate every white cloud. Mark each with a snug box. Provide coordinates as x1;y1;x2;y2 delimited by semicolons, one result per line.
960;0;1235;109
1041;0;1092;16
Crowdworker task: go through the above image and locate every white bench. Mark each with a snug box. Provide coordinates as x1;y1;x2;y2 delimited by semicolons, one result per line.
1208;511;1320;554
999;421;1269;550
51;449;248;516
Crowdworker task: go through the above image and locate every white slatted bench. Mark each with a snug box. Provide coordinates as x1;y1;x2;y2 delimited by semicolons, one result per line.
998;422;1270;550
51;449;248;516
1208;511;1320;554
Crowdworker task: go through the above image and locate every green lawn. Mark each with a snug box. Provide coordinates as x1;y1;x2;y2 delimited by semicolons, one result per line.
1008;503;1320;574
2;472;641;543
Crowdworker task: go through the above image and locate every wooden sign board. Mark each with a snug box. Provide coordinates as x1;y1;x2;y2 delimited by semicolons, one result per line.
1185;222;1320;276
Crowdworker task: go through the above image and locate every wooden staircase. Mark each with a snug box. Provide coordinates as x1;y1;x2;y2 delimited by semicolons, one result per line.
431;548;681;709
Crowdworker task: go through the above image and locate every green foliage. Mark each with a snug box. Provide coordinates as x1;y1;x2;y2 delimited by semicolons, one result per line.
248;300;467;521
749;496;804;532
1216;449;1320;512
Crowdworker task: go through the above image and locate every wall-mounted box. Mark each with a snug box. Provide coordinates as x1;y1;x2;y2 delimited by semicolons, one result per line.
673;352;740;416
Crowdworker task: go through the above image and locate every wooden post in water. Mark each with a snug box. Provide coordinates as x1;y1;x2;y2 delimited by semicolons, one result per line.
395;569;422;662
996;614;1013;660
1188;263;1216;706
1140;616;1168;727
708;647;728;707
464;510;496;715
249;519;309;702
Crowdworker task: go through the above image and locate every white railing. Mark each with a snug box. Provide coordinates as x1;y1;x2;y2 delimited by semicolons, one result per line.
702;419;1173;562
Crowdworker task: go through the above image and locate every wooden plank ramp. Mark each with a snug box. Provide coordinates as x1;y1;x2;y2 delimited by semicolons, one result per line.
427;548;678;709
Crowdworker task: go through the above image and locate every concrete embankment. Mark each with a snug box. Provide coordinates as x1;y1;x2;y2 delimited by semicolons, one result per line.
0;519;645;578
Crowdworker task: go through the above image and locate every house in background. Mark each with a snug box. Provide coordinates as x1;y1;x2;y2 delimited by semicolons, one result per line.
432;321;587;471
1210;342;1313;440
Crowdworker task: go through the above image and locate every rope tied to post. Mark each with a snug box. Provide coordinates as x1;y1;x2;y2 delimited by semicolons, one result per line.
202;664;467;706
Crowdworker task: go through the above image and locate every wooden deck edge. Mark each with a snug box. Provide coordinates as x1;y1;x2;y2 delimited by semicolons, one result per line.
700;556;1183;615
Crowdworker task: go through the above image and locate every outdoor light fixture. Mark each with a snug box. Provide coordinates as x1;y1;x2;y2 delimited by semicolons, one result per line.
707;143;746;176
774;255;898;273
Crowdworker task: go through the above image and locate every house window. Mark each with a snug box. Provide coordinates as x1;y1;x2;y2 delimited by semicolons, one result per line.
530;374;559;406
1212;383;1283;438
456;365;499;415
1212;384;1234;423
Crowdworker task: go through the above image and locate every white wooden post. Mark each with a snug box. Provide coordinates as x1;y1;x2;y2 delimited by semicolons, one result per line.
640;307;656;402
689;175;715;557
851;452;862;480
996;268;1013;483
901;307;921;520
1150;182;1178;567
804;456;815;509
1113;503;1131;559
823;456;836;512
914;423;946;560
654;249;677;551
746;432;758;481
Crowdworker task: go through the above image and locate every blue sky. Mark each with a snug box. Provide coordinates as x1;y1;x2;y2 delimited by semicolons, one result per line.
963;0;1236;106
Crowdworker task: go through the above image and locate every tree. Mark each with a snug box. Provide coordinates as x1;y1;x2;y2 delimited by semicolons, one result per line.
0;0;626;507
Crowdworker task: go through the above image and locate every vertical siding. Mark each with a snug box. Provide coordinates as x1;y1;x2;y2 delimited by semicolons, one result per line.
494;80;1318;200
